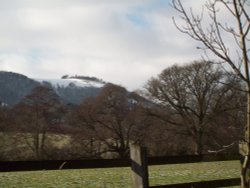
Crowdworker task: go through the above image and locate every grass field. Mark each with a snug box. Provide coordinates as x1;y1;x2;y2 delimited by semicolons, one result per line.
0;160;241;188
0;132;72;160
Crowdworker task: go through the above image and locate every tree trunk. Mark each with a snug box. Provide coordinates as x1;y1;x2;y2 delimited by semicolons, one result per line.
193;128;203;155
34;132;40;159
240;85;250;188
40;129;47;160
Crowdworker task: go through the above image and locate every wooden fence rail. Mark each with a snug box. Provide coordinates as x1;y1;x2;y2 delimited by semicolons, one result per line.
0;158;131;172
0;154;240;172
150;178;241;188
129;144;241;188
0;145;241;188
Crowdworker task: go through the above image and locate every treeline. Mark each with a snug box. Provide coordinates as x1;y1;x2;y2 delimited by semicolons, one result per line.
0;60;245;160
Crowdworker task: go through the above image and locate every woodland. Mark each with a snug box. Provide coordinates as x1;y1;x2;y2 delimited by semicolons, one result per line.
0;60;245;161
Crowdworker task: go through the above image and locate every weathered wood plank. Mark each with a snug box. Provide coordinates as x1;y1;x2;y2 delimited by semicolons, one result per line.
0;154;240;172
130;144;149;188
150;178;241;188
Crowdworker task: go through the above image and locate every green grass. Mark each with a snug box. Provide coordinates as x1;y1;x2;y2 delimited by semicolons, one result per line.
0;132;72;160
0;160;241;188
149;161;240;187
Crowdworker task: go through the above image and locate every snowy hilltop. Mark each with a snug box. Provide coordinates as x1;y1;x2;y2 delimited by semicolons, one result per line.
0;71;106;106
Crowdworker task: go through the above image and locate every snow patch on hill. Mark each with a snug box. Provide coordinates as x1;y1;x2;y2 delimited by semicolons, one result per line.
35;78;105;88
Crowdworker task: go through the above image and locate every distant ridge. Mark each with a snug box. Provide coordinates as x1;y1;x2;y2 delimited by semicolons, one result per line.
0;71;106;106
0;71;40;106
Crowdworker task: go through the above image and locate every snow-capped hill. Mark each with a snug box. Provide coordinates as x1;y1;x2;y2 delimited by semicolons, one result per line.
35;78;105;88
34;77;105;105
0;71;106;106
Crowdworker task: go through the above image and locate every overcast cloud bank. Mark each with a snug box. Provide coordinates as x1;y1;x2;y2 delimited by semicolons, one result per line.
0;0;208;90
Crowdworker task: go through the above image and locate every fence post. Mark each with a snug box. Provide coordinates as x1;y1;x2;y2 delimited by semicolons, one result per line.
130;143;149;188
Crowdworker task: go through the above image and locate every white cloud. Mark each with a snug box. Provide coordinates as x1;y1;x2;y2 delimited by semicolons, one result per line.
0;53;34;74
0;0;218;90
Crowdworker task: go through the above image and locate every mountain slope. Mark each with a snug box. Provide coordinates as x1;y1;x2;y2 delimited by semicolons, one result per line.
0;71;40;106
0;71;106;106
36;77;105;105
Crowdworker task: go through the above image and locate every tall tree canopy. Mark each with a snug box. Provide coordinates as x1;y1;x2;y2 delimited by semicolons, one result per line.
172;1;249;186
72;84;150;158
146;61;244;154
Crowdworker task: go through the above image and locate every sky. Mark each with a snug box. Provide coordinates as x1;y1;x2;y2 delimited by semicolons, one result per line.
0;0;211;90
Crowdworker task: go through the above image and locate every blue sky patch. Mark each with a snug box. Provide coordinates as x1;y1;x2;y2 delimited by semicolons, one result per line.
126;14;149;28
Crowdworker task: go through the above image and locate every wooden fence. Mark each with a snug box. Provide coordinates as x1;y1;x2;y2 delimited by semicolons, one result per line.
129;144;241;188
0;144;241;188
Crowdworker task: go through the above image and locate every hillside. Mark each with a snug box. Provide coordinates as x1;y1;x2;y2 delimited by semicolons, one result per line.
36;77;105;105
0;71;106;106
0;71;40;106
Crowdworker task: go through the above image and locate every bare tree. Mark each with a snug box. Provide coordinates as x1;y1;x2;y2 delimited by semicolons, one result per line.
146;61;244;154
15;86;65;160
172;0;249;186
0;104;9;159
72;84;150;159
0;104;8;132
